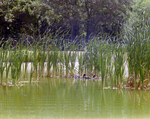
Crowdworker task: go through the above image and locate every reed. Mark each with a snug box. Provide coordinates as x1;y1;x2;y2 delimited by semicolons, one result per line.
78;52;83;76
92;40;100;77
70;42;77;76
105;43;114;88
38;48;46;77
82;51;88;75
33;44;38;78
64;51;70;78
5;49;11;84
125;13;150;88
47;51;52;77
0;48;5;84
145;42;150;79
88;41;94;76
10;50;17;84
114;44;125;87
0;12;149;90
58;51;64;77
51;51;59;77
30;63;34;84
100;48;106;89
24;48;29;78
70;51;77;76
41;49;47;76
16;44;24;81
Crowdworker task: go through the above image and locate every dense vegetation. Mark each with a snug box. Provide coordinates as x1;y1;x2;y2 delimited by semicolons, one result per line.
0;0;150;90
0;0;132;43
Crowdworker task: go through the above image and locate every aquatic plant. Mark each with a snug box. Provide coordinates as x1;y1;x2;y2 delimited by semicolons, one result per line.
32;43;39;79
0;48;5;84
78;52;83;76
70;51;77;76
38;48;47;77
92;40;101;77
24;49;28;78
47;51;52;77
0;19;150;91
99;46;107;89
114;44;125;87
58;51;64;77
51;51;59;77
64;51;71;78
125;14;150;88
30;63;34;84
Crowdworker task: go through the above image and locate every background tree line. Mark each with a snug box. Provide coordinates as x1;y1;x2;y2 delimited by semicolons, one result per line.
0;0;149;44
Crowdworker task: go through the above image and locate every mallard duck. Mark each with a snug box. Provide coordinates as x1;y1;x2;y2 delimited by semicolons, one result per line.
73;75;81;79
92;75;101;80
61;75;72;78
83;74;94;79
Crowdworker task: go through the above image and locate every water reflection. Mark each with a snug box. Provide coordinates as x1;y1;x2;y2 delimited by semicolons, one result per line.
0;78;150;118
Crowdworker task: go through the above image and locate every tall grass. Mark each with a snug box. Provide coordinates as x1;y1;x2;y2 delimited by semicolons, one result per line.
64;51;70;78
0;48;5;84
58;51;64;77
0;16;150;90
33;44;38;79
114;44;125;87
78;52;83;76
70;52;76;76
125;11;150;89
47;51;52;77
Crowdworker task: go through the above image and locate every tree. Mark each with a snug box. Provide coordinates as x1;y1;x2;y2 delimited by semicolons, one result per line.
83;0;131;41
0;0;132;43
0;0;51;42
44;0;132;41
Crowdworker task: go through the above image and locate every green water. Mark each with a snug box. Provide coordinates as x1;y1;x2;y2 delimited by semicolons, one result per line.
0;78;150;119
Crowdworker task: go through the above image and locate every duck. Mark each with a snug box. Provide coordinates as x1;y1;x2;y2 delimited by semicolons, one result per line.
83;74;94;79
73;75;82;79
92;75;101;80
61;75;72;78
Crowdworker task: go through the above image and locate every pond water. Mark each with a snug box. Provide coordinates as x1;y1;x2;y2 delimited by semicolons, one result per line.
0;78;150;119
